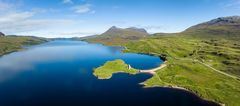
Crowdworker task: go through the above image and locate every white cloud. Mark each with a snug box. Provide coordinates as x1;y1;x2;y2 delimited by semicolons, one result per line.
135;25;163;30
144;26;163;30
131;25;166;33
0;0;81;37
0;12;33;23
0;1;97;37
223;0;240;9
31;8;59;13
72;4;95;14
62;0;73;4
58;31;99;36
0;8;76;35
0;12;75;34
0;1;17;14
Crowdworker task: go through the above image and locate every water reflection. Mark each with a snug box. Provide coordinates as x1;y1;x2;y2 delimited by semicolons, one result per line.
0;40;162;81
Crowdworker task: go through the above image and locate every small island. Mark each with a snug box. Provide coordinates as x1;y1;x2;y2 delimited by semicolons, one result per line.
93;59;139;79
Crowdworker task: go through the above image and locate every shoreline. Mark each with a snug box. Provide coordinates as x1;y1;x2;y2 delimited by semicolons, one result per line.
139;61;167;74
93;71;140;80
140;83;224;106
0;38;47;57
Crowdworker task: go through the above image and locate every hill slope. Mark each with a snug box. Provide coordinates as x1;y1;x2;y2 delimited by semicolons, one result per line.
183;16;240;39
0;36;47;56
191;16;240;27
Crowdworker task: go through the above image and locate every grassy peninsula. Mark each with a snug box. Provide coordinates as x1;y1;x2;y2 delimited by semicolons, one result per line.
0;36;46;56
93;59;139;79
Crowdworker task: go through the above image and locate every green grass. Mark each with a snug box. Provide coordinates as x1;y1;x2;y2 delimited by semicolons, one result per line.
93;59;139;79
124;36;240;77
0;36;46;56
122;36;240;106
144;59;240;106
183;25;240;40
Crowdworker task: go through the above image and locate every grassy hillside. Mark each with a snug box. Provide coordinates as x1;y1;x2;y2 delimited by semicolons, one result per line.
183;25;240;40
0;36;47;56
123;36;240;105
85;36;142;46
125;36;240;77
92;35;240;105
85;16;240;105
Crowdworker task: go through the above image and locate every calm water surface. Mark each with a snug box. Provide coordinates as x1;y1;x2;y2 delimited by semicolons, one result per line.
0;40;219;106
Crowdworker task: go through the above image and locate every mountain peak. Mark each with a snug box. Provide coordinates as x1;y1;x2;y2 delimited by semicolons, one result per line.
192;16;240;28
106;26;148;34
101;26;148;38
109;26;118;29
126;27;148;33
206;16;240;25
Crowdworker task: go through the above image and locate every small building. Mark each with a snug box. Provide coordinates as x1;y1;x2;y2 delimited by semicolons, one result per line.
128;65;131;69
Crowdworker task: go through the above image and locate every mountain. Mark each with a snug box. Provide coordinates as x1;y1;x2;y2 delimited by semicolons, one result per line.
191;16;240;28
183;16;240;39
0;32;5;36
83;26;149;45
101;26;148;39
126;27;148;33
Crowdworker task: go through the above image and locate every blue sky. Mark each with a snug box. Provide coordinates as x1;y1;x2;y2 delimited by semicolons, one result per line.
0;0;240;38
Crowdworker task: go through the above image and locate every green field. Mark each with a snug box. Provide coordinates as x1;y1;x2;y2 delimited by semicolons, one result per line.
93;59;139;79
0;36;47;56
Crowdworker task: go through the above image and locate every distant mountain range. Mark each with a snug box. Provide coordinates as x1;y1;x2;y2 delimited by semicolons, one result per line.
84;16;240;45
0;32;5;36
101;26;149;39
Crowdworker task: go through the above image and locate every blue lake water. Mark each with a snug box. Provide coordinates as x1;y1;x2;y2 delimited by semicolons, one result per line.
0;40;219;106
